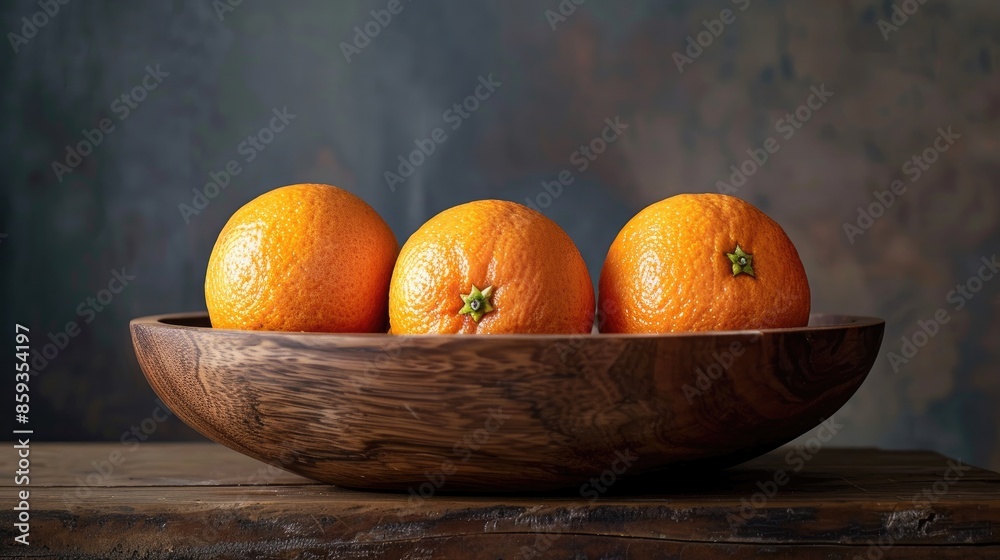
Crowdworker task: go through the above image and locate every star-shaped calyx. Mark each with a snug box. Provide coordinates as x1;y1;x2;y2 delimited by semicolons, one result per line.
727;245;755;277
459;284;495;322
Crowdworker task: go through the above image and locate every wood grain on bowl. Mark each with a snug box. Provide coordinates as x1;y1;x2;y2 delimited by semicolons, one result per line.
130;313;883;491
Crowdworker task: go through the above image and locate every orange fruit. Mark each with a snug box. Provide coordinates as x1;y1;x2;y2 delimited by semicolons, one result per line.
389;200;594;334
205;183;398;332
598;193;810;333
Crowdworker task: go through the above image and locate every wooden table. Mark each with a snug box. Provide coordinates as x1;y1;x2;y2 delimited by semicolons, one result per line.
4;443;999;558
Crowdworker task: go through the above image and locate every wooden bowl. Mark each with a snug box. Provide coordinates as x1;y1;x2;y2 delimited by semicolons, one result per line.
131;313;883;492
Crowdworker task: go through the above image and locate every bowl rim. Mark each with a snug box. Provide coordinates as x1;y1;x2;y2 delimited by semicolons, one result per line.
130;312;885;340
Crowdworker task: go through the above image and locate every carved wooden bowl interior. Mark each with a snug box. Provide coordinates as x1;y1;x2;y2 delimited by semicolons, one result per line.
131;313;883;492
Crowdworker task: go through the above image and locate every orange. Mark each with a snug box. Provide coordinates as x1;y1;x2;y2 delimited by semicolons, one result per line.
205;183;398;332
598;193;810;333
389;200;594;334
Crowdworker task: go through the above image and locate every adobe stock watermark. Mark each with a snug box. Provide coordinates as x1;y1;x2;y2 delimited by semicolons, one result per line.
716;84;833;194
520;449;639;558
727;416;842;524
347;338;404;394
886;254;998;373
7;0;71;54
187;450;309;546
384;74;501;191
579;449;639;500
212;0;243;21
522;115;629;213
854;458;970;559
673;0;750;73
60;399;174;507
843;126;960;244
544;0;586;31
551;298;619;362
682;334;761;403
401;408;510;512
340;0;412;63
878;0;927;41
51;64;169;182
29;268;136;373
179;106;296;223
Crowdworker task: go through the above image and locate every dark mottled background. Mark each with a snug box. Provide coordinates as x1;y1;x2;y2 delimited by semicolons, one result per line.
1;0;998;470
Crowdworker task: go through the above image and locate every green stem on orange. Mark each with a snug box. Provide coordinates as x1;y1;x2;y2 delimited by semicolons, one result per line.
459;284;495;322
727;245;755;277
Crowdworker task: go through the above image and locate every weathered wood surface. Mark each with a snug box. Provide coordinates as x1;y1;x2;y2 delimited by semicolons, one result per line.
2;443;998;559
131;312;884;491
